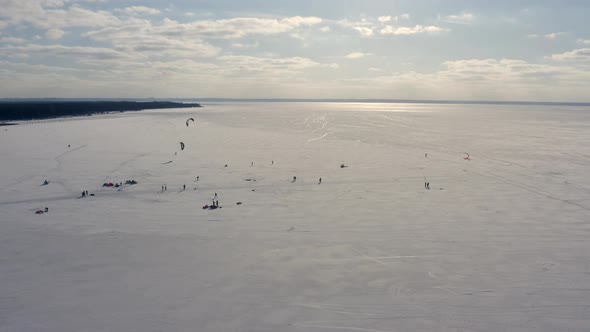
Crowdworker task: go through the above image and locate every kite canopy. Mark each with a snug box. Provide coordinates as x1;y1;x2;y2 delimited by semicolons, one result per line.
464;152;470;160
180;142;185;151
186;118;195;127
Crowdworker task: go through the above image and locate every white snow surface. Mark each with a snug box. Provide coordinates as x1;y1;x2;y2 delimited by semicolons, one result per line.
1;102;590;332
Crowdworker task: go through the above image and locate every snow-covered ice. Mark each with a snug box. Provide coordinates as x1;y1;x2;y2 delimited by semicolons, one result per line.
1;102;590;331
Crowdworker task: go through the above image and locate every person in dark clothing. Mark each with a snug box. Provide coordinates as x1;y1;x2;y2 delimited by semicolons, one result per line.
426;182;430;190
82;191;86;197
292;176;297;183
318;178;322;184
183;184;186;190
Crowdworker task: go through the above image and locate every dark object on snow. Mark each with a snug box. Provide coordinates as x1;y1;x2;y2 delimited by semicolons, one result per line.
236;202;242;205
180;142;185;151
340;164;348;168
44;207;48;213
35;210;44;214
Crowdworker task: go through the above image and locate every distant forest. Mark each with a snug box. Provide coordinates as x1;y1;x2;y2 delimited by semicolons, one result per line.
0;101;201;121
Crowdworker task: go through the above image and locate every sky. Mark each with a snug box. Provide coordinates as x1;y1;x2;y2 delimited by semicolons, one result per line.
0;0;589;101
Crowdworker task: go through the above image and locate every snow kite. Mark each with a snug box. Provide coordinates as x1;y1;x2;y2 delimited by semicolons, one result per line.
186;118;195;127
464;153;471;160
180;142;185;151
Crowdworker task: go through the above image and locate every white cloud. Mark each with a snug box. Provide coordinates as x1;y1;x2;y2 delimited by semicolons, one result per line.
232;42;259;48
116;6;161;16
443;12;475;24
0;1;121;29
549;48;590;62
543;32;564;39
216;55;338;76
152;16;323;39
84;20;224;58
336;18;372;28
0;44;131;60
0;36;28;44
290;33;304;40
319;26;331;32
339;58;590;101
377;14;409;24
577;39;590;45
368;67;381;72
45;28;65;40
345;52;370;59
528;32;565;40
83;16;323;59
353;27;374;37
381;25;446;35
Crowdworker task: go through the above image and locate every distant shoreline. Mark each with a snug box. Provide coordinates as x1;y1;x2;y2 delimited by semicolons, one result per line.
0;101;201;122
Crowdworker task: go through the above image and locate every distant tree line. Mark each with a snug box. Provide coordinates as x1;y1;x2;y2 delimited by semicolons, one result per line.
0;101;201;121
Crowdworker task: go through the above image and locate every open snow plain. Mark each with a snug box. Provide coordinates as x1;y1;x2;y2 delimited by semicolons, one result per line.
1;102;590;332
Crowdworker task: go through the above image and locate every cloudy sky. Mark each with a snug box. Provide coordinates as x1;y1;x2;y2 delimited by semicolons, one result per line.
0;0;589;101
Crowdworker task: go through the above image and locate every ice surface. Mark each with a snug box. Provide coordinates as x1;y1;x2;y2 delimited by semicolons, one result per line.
1;102;590;331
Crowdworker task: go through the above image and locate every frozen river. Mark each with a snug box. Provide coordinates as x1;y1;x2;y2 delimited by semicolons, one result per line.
1;102;590;331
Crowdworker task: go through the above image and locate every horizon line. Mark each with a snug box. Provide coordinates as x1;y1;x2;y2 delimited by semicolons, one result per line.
1;97;589;107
